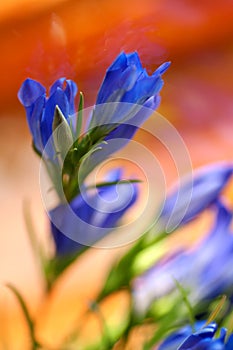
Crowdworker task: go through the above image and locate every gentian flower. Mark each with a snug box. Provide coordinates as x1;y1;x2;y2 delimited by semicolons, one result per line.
49;169;138;256
80;51;170;181
157;322;233;350
18;53;169;186
18;77;77;155
133;201;233;314
90;51;170;135
96;52;170;106
159;163;233;232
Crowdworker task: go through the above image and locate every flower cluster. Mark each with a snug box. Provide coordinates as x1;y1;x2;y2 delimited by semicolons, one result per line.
18;51;169;262
17;50;233;350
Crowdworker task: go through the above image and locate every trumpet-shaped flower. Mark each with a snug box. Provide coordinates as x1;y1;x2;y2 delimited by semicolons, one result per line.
49;169;138;256
89;51;170;134
80;52;170;181
159;163;233;231
157;322;233;350
134;201;233;313
18;77;77;155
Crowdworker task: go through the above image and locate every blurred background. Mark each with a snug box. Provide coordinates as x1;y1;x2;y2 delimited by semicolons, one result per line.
1;0;233;348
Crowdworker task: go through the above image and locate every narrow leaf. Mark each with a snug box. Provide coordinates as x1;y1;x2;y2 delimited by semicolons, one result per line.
75;91;84;141
205;295;227;326
173;278;195;330
87;179;142;190
6;284;40;350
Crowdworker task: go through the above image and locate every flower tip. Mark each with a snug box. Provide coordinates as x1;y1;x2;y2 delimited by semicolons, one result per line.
156;61;171;75
18;78;46;107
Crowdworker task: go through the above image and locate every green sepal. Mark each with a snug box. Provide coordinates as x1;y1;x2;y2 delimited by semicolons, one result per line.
52;105;74;160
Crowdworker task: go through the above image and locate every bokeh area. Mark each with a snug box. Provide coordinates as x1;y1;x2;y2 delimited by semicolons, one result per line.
1;0;233;348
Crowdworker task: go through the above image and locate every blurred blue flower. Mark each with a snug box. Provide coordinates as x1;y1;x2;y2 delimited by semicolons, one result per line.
160;163;233;232
157;322;233;350
49;169;138;256
18;77;77;155
134;201;233;313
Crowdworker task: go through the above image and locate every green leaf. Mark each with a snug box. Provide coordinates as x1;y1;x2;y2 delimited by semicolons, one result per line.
87;179;142;190
6;284;41;350
205;295;227;326
173;278;195;330
75;91;84;141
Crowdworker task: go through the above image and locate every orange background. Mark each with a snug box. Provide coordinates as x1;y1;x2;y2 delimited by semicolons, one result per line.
1;0;233;348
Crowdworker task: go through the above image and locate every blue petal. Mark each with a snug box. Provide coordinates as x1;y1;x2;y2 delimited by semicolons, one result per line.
49;77;66;95
18;78;46;107
126;52;144;71
153;61;171;76
92;182;138;228
104;94;161;148
119;64;142;92
51;219;83;256
107;52;127;72
178;324;217;349
160;163;233;230
64;79;78;115
40;88;69;147
157;322;208;350
102;168;123;183
159;323;228;350
49;78;78;115
96;53;128;104
226;334;233;349
191;339;224;350
50;175;138;256
122;75;163;104
25;95;45;153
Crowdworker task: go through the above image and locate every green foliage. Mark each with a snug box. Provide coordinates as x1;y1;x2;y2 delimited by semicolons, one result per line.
6;284;41;350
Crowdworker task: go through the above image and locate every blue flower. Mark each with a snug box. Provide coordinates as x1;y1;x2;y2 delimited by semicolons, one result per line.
89;51;169;132
96;51;170;106
157;322;233;350
80;52;170;182
18;77;77;155
133;201;233;313
160;163;233;232
49;169;138;256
